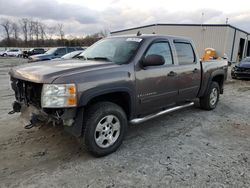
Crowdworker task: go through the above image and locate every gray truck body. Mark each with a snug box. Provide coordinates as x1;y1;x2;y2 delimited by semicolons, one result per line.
9;35;228;137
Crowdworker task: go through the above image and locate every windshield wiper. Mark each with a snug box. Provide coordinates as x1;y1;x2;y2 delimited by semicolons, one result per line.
87;57;112;62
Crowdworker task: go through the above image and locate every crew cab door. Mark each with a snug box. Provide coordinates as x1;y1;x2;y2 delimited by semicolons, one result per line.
173;40;201;101
135;40;178;115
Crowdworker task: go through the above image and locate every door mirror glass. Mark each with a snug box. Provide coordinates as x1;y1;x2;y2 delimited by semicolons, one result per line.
142;54;165;67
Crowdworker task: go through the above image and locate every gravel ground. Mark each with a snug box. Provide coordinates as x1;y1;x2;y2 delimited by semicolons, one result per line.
0;57;250;188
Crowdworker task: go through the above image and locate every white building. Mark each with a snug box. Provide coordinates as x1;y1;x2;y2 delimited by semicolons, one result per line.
111;24;250;63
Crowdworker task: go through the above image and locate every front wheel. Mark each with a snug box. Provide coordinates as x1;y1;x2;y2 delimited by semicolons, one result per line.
82;102;127;157
200;81;220;110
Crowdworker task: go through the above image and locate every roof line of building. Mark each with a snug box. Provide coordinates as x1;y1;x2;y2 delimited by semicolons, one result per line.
111;23;250;35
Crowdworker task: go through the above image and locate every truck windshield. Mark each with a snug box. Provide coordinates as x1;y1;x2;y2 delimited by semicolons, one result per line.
80;37;142;64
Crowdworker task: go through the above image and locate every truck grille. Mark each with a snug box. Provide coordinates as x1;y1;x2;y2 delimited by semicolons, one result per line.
11;77;43;107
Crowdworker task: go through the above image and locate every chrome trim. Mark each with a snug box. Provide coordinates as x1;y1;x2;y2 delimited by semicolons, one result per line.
130;102;194;124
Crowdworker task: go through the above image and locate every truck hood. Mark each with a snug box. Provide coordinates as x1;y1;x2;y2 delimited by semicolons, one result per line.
9;59;118;83
237;62;250;68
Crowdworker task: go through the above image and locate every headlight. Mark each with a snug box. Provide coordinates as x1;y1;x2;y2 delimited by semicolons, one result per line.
41;84;77;108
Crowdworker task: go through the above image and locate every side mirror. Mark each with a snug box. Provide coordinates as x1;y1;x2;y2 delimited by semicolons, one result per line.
142;54;165;67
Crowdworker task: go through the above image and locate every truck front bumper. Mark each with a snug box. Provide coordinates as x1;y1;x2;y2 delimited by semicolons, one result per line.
10;101;84;137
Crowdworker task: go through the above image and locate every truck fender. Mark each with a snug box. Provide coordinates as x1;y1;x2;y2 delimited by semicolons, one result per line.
204;70;225;96
78;87;135;119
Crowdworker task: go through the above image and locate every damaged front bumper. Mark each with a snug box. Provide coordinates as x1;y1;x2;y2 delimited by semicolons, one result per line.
9;101;84;137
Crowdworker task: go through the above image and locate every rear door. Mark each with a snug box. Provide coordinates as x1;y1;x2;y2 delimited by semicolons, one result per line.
135;40;179;115
173;40;201;101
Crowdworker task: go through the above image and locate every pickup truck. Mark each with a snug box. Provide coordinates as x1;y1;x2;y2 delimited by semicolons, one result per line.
9;35;228;157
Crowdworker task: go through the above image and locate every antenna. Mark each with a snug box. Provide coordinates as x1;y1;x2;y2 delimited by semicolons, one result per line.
201;12;206;31
201;12;204;25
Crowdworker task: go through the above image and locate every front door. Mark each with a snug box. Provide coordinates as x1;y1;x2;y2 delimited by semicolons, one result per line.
135;40;179;116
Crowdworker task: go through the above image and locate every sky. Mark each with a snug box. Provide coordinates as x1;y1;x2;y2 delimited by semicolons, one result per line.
0;0;250;37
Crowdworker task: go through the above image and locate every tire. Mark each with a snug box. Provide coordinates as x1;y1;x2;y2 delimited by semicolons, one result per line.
231;74;237;79
82;102;128;157
3;53;7;57
200;81;220;110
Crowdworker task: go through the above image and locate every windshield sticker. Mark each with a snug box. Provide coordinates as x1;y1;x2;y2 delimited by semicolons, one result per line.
126;38;142;42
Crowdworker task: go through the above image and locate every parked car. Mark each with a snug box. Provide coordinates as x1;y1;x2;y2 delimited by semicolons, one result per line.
53;50;86;60
231;57;250;79
2;49;22;57
23;48;45;58
0;50;6;56
28;47;83;62
9;35;228;157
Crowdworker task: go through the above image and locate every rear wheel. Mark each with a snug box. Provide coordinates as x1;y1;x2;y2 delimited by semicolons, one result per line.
200;81;220;110
82;102;127;157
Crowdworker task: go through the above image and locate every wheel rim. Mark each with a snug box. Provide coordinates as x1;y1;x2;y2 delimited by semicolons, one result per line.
209;88;218;106
94;115;121;148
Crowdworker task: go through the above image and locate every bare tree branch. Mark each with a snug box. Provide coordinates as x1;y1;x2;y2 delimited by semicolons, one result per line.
0;18;12;45
57;23;64;40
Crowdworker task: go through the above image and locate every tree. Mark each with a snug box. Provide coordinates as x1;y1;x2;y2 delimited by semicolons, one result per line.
12;22;19;40
98;29;110;38
39;22;46;41
20;18;29;44
0;16;102;47
57;23;64;40
47;26;56;40
28;19;35;41
33;21;40;44
0;18;12;46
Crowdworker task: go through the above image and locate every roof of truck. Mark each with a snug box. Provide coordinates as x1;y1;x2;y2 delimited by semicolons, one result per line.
109;34;192;41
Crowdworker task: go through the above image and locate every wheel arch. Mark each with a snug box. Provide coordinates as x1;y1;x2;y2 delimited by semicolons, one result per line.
79;87;134;120
210;73;225;94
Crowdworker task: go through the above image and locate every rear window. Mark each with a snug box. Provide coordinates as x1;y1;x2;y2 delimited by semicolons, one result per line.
174;42;195;65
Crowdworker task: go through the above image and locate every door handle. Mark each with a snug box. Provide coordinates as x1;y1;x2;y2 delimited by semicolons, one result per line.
193;68;198;73
167;71;177;77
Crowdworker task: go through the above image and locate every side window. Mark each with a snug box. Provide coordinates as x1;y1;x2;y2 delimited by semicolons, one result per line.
145;42;173;65
55;48;66;55
68;48;75;53
174;42;195;65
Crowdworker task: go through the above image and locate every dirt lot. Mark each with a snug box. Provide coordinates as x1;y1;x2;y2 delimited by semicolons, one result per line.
0;57;250;188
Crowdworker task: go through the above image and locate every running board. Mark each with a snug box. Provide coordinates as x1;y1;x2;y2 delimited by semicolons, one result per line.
130;102;194;124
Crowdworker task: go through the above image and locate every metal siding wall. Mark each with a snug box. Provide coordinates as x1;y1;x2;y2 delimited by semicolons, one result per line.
112;25;228;58
155;25;227;58
225;27;235;61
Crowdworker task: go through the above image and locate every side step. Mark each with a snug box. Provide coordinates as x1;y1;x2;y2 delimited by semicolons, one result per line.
130;102;194;124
